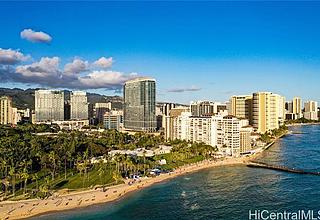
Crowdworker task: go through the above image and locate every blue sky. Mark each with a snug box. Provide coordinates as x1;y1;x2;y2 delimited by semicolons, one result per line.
1;1;320;104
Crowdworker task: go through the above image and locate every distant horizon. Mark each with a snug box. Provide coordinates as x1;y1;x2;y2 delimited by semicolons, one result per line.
1;1;320;103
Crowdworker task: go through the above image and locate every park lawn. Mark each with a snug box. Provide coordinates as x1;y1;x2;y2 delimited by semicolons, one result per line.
155;154;205;170
59;166;116;190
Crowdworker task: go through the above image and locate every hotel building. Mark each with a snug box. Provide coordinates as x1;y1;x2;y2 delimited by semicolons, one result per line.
164;106;189;140
190;101;215;116
170;113;243;157
303;101;318;121
95;102;111;124
123;77;157;132
230;95;253;123
104;110;123;130
0;96;13;125
35;90;64;122
190;101;227;116
252;92;281;133
213;115;241;157
70;91;88;120
293;97;302;118
240;126;254;154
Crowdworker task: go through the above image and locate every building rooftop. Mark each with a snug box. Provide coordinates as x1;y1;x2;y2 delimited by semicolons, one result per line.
125;77;156;84
36;89;63;94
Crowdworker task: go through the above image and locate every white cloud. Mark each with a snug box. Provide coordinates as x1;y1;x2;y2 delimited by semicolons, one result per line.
20;29;52;43
2;56;138;90
78;70;137;89
0;48;30;65
1;52;142;90
16;57;60;78
64;58;88;75
94;57;113;68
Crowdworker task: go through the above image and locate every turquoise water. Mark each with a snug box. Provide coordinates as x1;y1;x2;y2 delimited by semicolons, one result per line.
33;125;320;220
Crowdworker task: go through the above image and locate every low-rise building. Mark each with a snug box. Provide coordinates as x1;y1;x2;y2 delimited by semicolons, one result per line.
35;119;89;130
108;146;172;158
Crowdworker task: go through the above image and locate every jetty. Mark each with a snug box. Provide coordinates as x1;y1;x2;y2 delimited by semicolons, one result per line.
246;161;320;176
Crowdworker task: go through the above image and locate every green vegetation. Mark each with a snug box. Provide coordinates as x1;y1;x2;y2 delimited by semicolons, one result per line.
285;117;320;124
259;125;288;143
154;141;216;170
0;124;216;201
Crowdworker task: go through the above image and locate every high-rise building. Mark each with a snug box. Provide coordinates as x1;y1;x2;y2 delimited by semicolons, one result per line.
104;110;123;130
95;102;111;124
303;101;318;121
293;97;302;118
190;101;215;116
64;101;71;120
275;94;286;125
11;107;21;125
164;106;189;140
35;90;64;122
252;92;279;133
70;91;88;120
213;115;241;157
161;103;176;116
123;77;156;132
240;126;254;154
230;95;253;123
188;116;216;146
0;96;13;125
285;101;293;113
160;103;176;134
190;100;227;116
171;113;242;157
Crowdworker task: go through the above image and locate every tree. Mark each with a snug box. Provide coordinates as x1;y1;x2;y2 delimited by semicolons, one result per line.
9;166;16;196
48;151;57;180
32;173;39;192
21;168;29;195
98;160;105;186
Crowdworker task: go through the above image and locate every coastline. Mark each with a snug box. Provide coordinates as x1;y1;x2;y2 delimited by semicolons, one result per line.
286;122;320;127
0;157;248;220
0;128;295;220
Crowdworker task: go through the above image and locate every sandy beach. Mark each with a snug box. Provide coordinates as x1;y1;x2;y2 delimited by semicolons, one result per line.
0;156;250;220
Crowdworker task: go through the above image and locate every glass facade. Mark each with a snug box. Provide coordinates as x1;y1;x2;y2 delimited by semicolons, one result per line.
124;78;156;132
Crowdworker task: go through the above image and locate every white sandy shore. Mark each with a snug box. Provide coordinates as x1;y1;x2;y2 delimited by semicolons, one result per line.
0;156;252;220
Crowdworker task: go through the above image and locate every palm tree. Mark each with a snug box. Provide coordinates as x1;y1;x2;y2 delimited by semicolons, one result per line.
143;150;147;175
48;151;56;180
2;178;9;198
98;160;105;186
0;159;7;179
83;150;89;181
9;166;16;196
21;168;29;195
32;173;39;192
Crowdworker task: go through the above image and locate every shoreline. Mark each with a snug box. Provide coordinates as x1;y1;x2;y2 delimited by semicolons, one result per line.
0;129;293;220
0;157;249;220
286;122;320;127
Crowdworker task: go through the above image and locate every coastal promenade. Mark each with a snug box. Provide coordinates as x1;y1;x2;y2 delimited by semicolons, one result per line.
0;157;246;220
